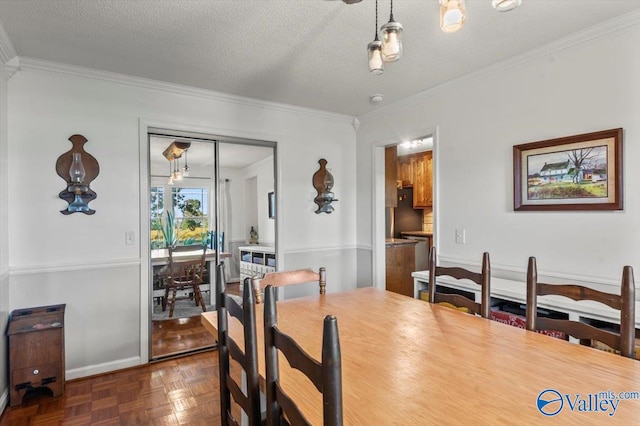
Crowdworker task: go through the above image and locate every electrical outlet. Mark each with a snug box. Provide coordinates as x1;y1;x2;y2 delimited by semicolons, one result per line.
455;228;465;245
125;231;136;245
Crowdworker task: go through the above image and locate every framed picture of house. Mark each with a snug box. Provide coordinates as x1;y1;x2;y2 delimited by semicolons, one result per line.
513;128;623;211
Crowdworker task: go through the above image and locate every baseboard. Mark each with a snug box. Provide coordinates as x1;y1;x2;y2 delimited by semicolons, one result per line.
65;356;141;381
0;388;8;418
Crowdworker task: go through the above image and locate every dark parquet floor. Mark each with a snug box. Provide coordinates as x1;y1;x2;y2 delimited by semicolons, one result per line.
1;282;242;425
151;281;239;359
0;350;221;425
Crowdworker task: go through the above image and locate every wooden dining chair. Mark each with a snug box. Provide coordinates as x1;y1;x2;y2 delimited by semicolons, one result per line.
263;285;342;426
251;267;326;304
163;244;208;317
216;263;262;426
428;246;491;318
526;257;636;358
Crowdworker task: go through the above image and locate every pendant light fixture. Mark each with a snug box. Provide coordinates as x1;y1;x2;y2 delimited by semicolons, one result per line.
439;0;466;33
380;0;402;62
367;0;384;74
492;0;522;12
168;160;174;185
183;149;190;177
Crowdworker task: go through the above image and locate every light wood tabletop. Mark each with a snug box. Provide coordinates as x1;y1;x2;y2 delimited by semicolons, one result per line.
202;287;640;424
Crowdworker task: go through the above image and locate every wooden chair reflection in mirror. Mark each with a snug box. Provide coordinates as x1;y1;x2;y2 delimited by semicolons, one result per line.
526;257;636;358
163;244;208;318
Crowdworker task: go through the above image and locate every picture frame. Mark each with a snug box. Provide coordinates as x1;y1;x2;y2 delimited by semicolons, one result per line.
268;191;275;219
513;128;623;211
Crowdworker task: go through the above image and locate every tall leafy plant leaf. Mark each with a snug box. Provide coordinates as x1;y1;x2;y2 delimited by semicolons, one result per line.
161;210;176;248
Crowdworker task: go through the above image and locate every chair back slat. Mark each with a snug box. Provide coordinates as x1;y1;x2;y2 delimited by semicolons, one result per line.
428;247;491;318
264;285;343;426
537;283;624;310
275;384;311;426
526;257;636;359
273;329;323;391
252;267;326;304
537;317;621;350
216;265;261;425
434;266;482;284
225;295;244;322
433;292;481;314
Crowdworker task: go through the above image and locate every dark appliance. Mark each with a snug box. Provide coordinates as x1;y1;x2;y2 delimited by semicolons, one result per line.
394;188;423;238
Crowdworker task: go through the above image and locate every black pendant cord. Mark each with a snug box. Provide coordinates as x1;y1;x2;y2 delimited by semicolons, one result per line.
374;0;379;41
389;0;394;22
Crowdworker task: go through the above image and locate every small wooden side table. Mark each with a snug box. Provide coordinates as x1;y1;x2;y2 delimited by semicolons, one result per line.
7;304;66;406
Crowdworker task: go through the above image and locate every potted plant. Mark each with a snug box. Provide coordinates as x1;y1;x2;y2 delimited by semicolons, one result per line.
161;210;177;248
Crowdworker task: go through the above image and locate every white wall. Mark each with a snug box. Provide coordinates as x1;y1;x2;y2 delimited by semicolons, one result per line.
243;156;275;245
357;18;640;292
7;61;356;377
0;56;10;411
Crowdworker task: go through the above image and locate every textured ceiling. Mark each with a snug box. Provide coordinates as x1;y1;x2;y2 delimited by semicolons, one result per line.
150;136;273;172
1;1;639;116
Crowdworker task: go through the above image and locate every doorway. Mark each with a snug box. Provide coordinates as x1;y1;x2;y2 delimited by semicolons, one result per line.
383;136;434;296
147;132;276;359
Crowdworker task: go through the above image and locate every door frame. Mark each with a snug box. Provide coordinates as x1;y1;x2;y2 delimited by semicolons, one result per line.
371;126;439;288
138;118;280;363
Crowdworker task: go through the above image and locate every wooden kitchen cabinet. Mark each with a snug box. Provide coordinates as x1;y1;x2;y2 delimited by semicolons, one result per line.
385;146;398;207
413;151;433;208
397;155;414;187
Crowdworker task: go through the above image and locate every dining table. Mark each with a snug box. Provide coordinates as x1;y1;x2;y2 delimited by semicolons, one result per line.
201;287;640;424
150;248;230;266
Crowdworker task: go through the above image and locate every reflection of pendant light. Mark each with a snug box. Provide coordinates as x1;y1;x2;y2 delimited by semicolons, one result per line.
439;0;466;33
183;149;190;177
168;160;174;185
492;0;522;12
367;0;384;74
380;0;402;62
174;158;183;180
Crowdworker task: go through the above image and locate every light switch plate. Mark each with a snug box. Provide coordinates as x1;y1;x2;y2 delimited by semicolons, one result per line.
455;228;465;245
125;231;136;245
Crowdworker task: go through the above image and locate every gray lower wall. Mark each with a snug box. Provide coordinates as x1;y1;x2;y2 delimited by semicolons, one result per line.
280;247;359;299
356;247;373;288
0;272;9;411
9;264;141;379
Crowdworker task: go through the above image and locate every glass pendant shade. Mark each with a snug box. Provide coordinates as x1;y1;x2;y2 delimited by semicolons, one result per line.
168;161;174;185
368;39;384;74
439;0;466;33
69;152;86;184
380;20;403;62
492;0;522;12
173;159;182;180
182;150;190;177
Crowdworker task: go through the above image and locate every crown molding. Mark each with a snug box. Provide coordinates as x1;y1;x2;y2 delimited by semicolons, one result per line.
359;10;640;123
14;57;354;123
0;18;17;64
